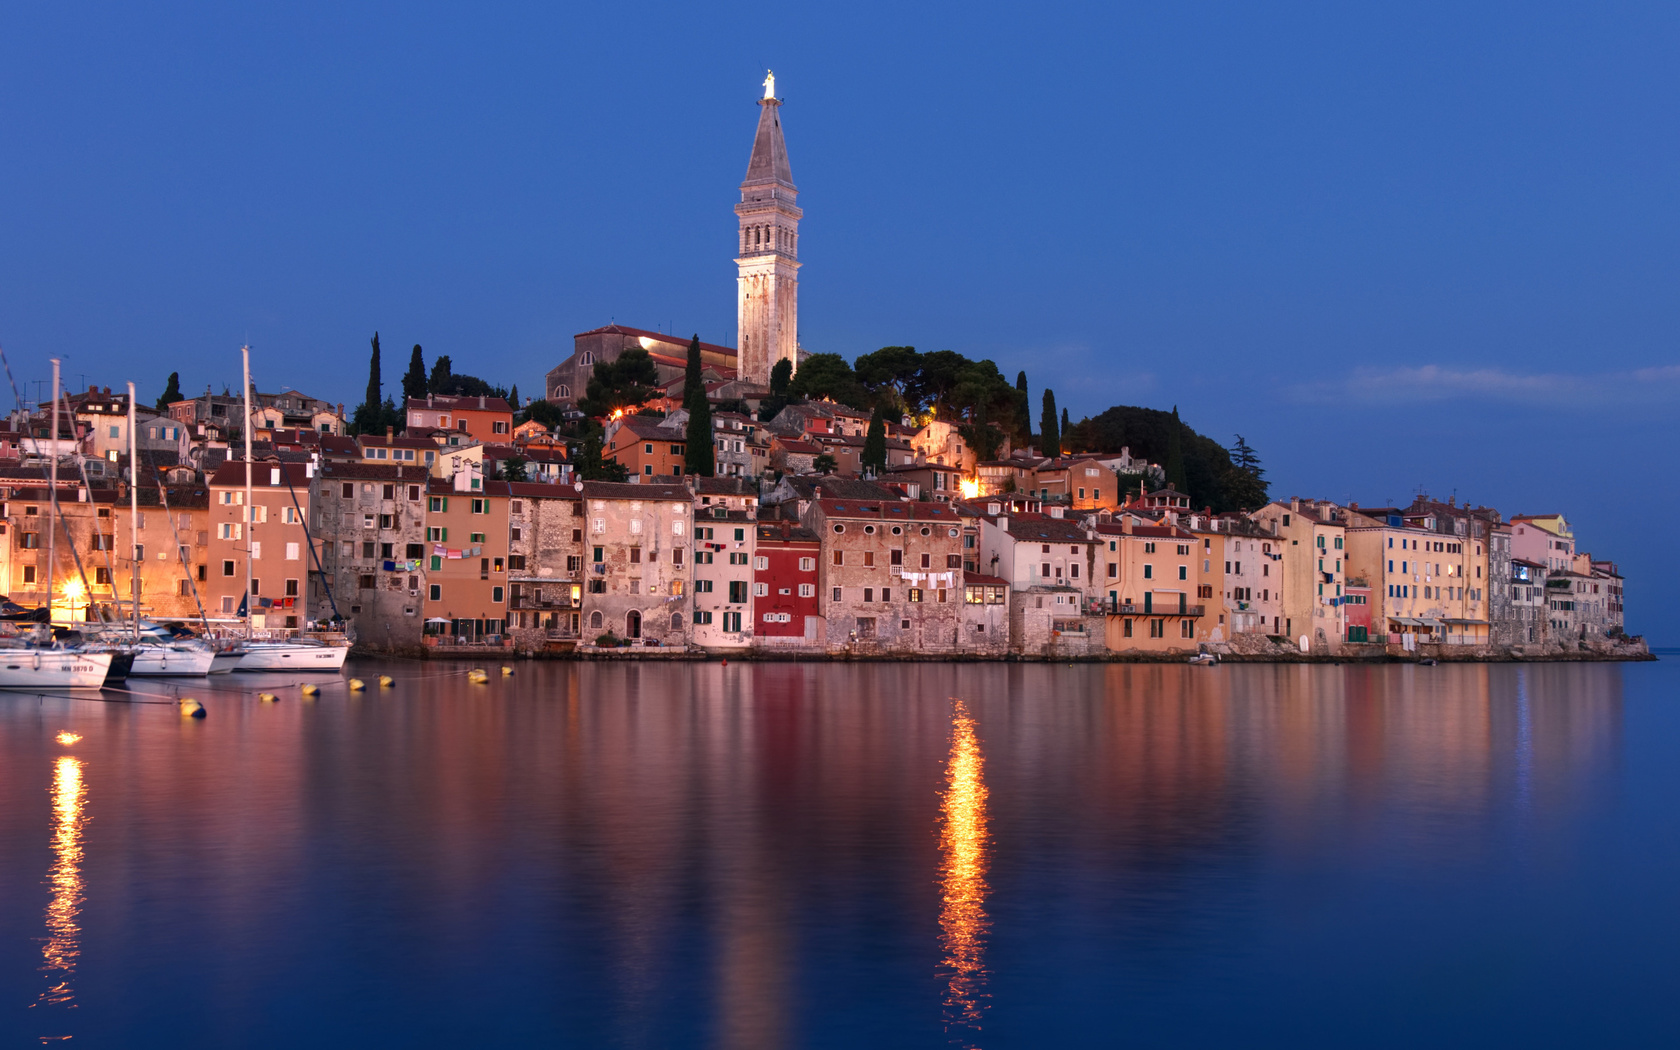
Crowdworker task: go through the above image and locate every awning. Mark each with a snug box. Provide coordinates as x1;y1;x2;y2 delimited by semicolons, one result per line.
1443;618;1489;626
1419;617;1445;628
1388;616;1421;626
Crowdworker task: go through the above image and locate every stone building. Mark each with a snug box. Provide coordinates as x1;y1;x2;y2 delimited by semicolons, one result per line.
1251;499;1349;653
803;497;964;653
313;461;431;650
506;482;585;651
973;511;1105;656
1211;514;1282;638
579;480;691;647
736;72;801;388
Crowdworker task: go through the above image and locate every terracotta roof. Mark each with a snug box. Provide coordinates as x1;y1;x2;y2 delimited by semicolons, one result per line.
572;324;736;357
580;480;691;501
814;499;958;521
963;571;1010;587
404;395;514;414
316;462;431;481
208;460;312;488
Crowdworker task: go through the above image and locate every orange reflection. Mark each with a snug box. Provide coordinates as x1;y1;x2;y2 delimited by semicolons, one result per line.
37;756;87;1013
938;699;989;1043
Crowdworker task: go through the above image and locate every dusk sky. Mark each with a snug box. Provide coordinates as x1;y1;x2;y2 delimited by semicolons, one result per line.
1;2;1674;640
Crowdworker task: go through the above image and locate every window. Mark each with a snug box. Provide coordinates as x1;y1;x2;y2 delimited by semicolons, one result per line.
219;522;241;540
833;551;844;566
1143;564;1153;579
1178;565;1187;580
429;497;447;512
363;542;376;559
285;579;299;597
799;557;815;571
359;574;376;590
428;584;442;600
909;588;923;602
727;581;749;603
95;567;111;585
862;551;875;568
693;610;713;624
754;556;769;570
798;583;815;597
223;560;235;576
723;611;741;632
1180;619;1194;639
832;587;842;602
729;552;749;565
695;579;713;593
492;586;504;603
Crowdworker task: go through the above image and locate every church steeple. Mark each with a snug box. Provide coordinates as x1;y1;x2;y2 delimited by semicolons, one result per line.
736;71;801;388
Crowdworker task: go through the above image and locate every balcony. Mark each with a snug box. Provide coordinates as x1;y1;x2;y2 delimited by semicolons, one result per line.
1103;600;1205;617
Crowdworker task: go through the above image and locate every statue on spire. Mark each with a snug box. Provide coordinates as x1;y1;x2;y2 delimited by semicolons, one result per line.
762;69;775;100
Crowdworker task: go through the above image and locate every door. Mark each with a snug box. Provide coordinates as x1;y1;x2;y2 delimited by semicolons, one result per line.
626;610;642;638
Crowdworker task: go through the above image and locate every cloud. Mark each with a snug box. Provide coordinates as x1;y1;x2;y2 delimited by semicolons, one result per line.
1290;363;1680;407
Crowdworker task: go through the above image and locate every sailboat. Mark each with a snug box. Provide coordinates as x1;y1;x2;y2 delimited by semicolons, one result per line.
230;346;348;673
0;358;114;690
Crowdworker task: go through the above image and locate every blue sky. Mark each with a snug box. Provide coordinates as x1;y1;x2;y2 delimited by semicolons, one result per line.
1;2;1675;640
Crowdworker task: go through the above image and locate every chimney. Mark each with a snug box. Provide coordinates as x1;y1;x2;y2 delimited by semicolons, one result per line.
1122;516;1133;535
996;515;1008;532
813;485;823;501
1290;497;1300;513
386;426;394;440
479;395;486;409
780;519;790;538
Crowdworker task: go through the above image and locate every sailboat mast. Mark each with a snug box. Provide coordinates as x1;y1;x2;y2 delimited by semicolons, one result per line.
128;381;140;639
47;359;59;622
242;346;255;633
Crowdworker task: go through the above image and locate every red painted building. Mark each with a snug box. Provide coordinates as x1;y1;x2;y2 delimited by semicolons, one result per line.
1343;578;1373;642
754;519;822;648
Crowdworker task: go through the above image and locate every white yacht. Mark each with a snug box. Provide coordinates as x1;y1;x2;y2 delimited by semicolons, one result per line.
235;639;350;671
0;644;115;690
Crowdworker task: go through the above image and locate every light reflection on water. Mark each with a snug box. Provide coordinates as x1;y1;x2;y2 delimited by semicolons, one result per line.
938;698;990;1045
36;754;87;1026
0;660;1659;1048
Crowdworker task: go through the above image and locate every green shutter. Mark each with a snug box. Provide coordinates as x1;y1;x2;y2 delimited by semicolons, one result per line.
430;556;441;570
441;528;448;542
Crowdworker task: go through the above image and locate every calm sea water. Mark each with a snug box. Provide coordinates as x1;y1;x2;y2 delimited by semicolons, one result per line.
1;659;1676;1048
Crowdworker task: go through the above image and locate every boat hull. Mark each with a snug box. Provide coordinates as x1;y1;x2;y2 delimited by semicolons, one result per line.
235;643;349;671
209;650;245;674
129;646;219;677
0;650;115;690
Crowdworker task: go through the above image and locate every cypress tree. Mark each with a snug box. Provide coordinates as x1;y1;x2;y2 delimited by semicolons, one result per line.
1040;388;1059;457
508;383;519;410
683;334;703;407
155;371;182;414
1166;405;1187;492
429;355;452;395
861;403;888;477
685;391;714;476
1014;371;1032;444
1060;407;1071;452
402;345;428;402
352;333;384;434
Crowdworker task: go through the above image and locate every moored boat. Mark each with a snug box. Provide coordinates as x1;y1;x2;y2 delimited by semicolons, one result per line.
235;639;350;671
0;645;115;690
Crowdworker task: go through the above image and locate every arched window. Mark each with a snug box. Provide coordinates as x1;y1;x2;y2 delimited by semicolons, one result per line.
557;384;571;399
580;352;593;366
589;611;602;630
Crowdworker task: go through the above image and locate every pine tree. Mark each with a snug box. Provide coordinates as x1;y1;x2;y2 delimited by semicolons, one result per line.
1014;371;1032;444
685;390;714;476
683;334;703;407
402;345;428;402
428;355;452;395
861;403;888;476
1166;405;1187;492
155;371;182;414
1040;388;1059;457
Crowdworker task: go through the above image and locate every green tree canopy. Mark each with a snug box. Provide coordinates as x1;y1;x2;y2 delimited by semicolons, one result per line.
788;353;867;409
683;335;704;408
861;403;888;476
1014;371;1032;444
578;348;661;419
854;346;922;412
155;371;182;414
685;393;714;477
402;345;428;402
1072;404;1256;512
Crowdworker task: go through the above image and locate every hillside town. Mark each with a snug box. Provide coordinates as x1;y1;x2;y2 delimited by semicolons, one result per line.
0;371;1638;661
0;75;1640;663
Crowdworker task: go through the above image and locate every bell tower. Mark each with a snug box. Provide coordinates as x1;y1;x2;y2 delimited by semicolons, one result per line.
736;71;801;387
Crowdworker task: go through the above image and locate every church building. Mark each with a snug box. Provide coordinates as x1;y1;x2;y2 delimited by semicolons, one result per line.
544;73;801;409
